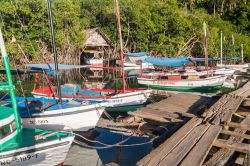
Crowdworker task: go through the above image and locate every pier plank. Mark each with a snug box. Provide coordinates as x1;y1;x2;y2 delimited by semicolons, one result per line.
204;114;250;166
136;117;202;166
203;95;230;121
158;124;210;166
213;139;250;153
220;129;250;140
212;95;243;125
232;81;250;97
128;111;182;123
227;122;250;130
179;125;221;166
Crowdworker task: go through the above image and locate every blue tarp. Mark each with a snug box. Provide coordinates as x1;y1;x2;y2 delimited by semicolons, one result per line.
124;52;150;57
26;64;90;71
145;57;191;67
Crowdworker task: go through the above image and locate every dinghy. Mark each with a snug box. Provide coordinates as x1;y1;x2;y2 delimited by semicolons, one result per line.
0;28;74;165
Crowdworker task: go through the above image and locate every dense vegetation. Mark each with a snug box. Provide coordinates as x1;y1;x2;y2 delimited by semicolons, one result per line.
0;0;249;65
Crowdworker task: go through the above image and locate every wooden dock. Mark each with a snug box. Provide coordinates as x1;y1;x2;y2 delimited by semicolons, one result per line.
97;92;216;137
136;81;250;166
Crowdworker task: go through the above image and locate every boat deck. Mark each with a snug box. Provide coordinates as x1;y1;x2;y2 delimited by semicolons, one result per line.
0;128;72;153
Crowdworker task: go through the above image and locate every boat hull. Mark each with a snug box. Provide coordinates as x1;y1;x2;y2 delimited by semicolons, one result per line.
106;90;151;108
21;104;105;132
33;90;152;113
105;104;145;112
138;76;226;93
0;135;74;166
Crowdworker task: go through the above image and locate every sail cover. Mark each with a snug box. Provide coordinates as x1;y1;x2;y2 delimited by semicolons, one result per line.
145;57;191;67
25;64;88;71
124;52;150;57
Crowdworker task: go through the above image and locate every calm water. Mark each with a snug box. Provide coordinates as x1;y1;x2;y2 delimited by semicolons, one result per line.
94;128;153;166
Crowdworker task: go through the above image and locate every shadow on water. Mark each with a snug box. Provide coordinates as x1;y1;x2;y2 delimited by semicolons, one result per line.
94;128;153;166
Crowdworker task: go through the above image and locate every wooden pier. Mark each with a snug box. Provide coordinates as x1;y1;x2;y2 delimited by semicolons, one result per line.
136;81;250;166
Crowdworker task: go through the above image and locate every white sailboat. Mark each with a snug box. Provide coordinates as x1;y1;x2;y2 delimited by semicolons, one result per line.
0;28;74;166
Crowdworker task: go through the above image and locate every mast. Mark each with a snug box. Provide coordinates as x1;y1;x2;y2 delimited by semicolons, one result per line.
47;0;62;104
0;29;21;131
203;22;208;70
241;44;244;64
115;0;126;93
220;31;223;65
232;34;235;64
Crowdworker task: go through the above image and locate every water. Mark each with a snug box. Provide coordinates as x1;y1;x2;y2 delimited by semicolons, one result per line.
94;128;153;166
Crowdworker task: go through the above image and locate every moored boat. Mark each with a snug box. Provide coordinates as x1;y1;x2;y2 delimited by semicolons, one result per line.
2;96;107;131
0;28;74;166
26;64;152;112
138;74;227;93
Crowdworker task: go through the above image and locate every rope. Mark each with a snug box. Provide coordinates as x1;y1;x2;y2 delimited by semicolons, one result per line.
72;131;154;149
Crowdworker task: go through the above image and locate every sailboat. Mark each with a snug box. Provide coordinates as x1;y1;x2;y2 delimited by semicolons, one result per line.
216;32;249;72
0;0;109;132
137;23;227;93
0;29;74;166
30;0;152;112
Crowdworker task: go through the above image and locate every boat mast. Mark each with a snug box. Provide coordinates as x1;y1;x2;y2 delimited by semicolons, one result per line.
0;29;21;131
47;0;62;104
220;31;223;65
232;34;235;64
203;22;208;70
241;44;244;64
115;0;126;93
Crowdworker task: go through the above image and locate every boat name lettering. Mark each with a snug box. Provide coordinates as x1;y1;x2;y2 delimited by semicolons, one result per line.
112;99;123;103
30;120;48;124
0;154;39;165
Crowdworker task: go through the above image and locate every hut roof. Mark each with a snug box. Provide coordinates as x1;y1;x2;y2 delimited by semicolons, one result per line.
85;28;114;47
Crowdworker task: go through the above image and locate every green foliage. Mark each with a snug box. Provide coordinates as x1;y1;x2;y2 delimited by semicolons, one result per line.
0;0;249;63
0;0;86;64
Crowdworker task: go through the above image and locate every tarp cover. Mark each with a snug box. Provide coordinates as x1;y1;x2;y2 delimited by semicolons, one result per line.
145;57;191;67
124;52;150;57
26;64;88;71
